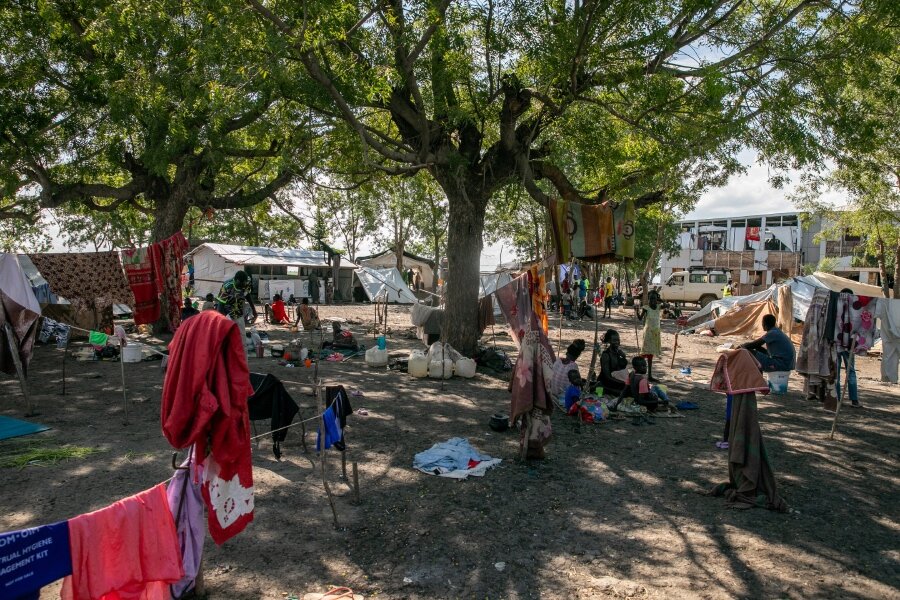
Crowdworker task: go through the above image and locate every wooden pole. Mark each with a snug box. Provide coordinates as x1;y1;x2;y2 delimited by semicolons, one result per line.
317;382;340;527
4;324;35;416
61;341;67;396
352;461;360;504
670;332;679;369
120;339;128;425
830;342;856;439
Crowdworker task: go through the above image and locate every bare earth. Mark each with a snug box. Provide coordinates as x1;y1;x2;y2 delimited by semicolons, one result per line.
2;303;898;599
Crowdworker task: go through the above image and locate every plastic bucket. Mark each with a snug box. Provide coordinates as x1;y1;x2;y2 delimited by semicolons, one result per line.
768;371;790;395
122;344;143;363
376;335;386;350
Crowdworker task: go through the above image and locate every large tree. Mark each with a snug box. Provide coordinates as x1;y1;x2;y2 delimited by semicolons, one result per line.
245;0;849;354
0;0;313;244
787;0;899;296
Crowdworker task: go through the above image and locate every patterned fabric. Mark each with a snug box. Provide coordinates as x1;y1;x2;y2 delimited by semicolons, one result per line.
549;198;615;263
796;288;834;379
495;273;556;423
150;232;189;331
121;246;160;326
550;359;579;399
28;251;133;310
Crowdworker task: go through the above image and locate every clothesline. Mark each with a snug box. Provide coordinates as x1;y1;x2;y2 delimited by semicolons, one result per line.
248;409;327;441
43;317;169;357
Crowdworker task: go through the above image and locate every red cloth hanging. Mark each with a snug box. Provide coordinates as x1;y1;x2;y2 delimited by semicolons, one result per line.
745;227;760;242
161;310;255;544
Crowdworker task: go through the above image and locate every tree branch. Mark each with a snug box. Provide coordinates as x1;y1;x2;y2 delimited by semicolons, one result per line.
206;170;294;210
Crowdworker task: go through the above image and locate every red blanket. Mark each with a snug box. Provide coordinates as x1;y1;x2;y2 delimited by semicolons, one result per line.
121;247;160;326
161;311;255;543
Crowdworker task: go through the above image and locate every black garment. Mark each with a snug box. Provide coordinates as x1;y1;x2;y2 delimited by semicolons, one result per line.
599;347;628;394
823;291;839;342
180;307;199;321
248;373;300;459
324;385;353;451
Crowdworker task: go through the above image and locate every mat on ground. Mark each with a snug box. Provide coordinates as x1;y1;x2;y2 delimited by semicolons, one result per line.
0;416;50;441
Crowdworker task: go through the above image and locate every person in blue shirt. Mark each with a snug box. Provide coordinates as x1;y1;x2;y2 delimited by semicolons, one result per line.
564;369;583;411
741;314;796;372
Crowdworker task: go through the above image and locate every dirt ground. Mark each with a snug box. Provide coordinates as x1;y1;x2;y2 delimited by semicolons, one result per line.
1;303;898;600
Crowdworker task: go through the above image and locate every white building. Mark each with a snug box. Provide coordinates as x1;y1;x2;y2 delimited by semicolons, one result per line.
660;211;880;295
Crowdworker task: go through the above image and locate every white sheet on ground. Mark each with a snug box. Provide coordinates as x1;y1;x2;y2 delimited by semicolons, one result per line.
413;438;502;479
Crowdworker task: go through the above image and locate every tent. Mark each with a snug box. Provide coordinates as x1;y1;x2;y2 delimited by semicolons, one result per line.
355;266;419;304
682;271;883;336
357;250;435;289
0;254;41;377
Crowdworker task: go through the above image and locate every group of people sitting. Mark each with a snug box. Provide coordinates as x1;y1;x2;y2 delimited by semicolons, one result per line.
550;329;671;417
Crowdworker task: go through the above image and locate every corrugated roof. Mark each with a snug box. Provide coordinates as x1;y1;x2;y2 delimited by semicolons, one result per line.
189;243;358;268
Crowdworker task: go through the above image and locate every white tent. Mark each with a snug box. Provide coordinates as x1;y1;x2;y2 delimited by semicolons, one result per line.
355;266;419;304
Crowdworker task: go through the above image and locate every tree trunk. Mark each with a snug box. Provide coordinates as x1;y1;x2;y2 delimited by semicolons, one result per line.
432;238;441;294
442;188;487;356
893;238;900;299
875;231;890;298
641;219;666;304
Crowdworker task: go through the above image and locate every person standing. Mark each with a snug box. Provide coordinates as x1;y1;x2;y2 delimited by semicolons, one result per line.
308;271;321;304
603;277;615;318
217;270;252;340
639;291;663;381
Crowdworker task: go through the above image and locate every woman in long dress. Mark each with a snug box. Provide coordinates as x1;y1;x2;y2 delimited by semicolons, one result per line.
640;292;663;381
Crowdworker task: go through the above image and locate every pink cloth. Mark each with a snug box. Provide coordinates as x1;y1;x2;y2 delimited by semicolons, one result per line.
61;484;183;600
710;349;770;395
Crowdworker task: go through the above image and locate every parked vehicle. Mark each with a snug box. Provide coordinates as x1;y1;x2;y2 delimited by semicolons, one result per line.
654;269;729;307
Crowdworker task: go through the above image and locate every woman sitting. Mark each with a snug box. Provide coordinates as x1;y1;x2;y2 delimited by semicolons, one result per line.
269;294;290;324
550;339;586;399
599;329;629;396
295;297;321;330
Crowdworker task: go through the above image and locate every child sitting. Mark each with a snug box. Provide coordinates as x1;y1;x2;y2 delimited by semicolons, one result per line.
322;321;360;351
613;356;670;413
564;369;583;411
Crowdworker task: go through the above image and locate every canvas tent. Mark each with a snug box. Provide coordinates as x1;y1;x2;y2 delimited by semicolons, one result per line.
355;266;419;304
682;271;883;336
188;243;358;301
0;254;41;377
357;250;435;289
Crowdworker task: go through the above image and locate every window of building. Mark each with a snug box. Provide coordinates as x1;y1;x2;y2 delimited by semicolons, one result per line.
689;273;708;283
731;219;746;227
781;215;798;226
287;266;299;276
843;229;861;242
747;218;762;227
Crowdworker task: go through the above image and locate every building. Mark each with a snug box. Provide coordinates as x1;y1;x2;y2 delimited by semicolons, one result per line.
187;243;358;302
660;211;880;295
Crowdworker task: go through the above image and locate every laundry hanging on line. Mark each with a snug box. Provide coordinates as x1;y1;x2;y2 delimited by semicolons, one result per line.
548;198;635;263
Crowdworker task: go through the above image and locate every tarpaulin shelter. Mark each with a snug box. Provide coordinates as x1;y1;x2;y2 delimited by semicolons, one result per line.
682;271;883;337
354;266;419;304
0;254;41;376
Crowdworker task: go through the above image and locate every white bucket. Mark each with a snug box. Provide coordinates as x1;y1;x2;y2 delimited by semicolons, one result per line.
455;358;476;378
408;351;428;378
768;371;790;395
122;344;143;363
365;347;389;367
428;359;454;379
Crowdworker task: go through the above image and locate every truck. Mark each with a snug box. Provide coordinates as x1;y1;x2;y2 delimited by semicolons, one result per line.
655;269;729;307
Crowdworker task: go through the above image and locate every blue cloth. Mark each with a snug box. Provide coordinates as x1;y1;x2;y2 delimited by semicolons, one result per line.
676;401;698;410
0;416;50;441
651;385;669;403
413;438;495;475
564;385;581;411
315;406;341;450
760;327;796;371
835;351;858;404
0;521;71;599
